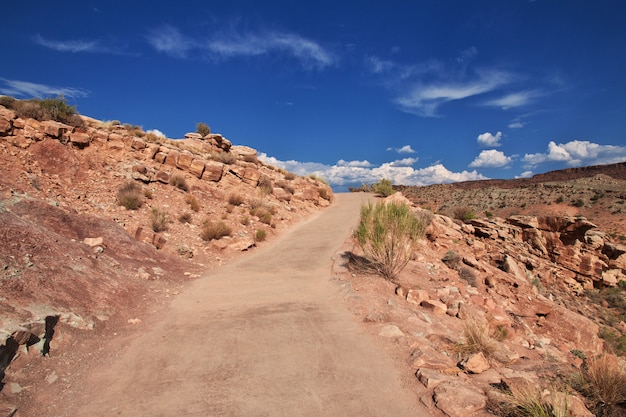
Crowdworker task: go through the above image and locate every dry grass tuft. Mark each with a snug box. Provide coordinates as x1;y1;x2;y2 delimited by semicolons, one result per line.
150;207;168;232
455;317;499;358
200;220;232;241
117;181;143;210
572;354;626;417
171;174;189;192
500;384;571;417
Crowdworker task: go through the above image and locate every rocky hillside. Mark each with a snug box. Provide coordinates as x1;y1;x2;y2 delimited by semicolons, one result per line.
0;101;332;411
335;190;626;416
397;163;626;239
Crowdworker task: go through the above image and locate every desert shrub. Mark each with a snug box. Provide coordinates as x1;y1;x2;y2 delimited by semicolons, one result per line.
372;178;395;197
459;266;478;287
185;194;200;212
355;200;425;281
217;152;237;165
143;189;153;199
178;212;192;224
258;175;273;194
455;317;498;358
255;229;267;242
144;132;165;143
485;210;494;218
453;206;476;221
572;199;585;207
200;220;231;241
0;95;16;108
170;174;189;192
228;193;245;206
349;183;373;193
243;154;259;164
572;355;626;417
276;180;294;194
13;100;44;120
555;196;564;203
240;215;250;226
442;250;461;269
123;123;144;137
150;207;168;232
318;187;331;201
307;174;328;185
283;172;296;180
258;209;272;225
498;384;570;417
117;181;143;210
39;96;78;124
196;122;211;137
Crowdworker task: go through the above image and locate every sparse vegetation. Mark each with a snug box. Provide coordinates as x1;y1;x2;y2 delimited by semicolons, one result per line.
258;175;273;194
283;171;296;180
200;220;232;241
255;229;267;242
571;354;626;417
228;193;245;206
276;180;295;194
459;266;478;287
243;154;259;164
196;122;211;137
149;207;168;232
318;187;330;201
170;174;189;192
453;206;476;221
178;212;192;224
6;95;83;126
143;188;153;199
455;317;499;358
216;152;237;165
185;194;200;212
355;200;427;281
372;178;395;197
497;384;570;417
442;250;462;269
117;181;143;210
240;215;250;226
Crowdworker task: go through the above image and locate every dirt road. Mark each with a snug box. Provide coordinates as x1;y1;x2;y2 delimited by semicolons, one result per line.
71;193;430;416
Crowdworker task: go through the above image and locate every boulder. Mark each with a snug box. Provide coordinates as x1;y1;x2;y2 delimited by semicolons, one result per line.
83;237;104;247
164;150;180;168
0;106;15;135
177;152;193;170
433;380;487;417
189;159;205;179
107;133;125;150
459;352;490;374
272;187;292;202
202;161;224;182
420;299;447;315
155;171;170;184
154;152;167;164
184;132;203;140
416;368;454;389
69;131;91;147
406;289;430;305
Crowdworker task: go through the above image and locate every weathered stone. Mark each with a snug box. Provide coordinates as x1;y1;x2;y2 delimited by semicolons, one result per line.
154;152;167;164
420;299;447;315
107;133;125;150
0;106;15;135
379;324;404;338
459;352;490;374
69;131;91;147
502;255;526;280
416;368;454;388
153;234;167;250
189;159;205;178
242;167;261;186
603;269;624;286
407;289;430;305
202;161;224;182
433;380;487;417
272;187;292;202
130;138;146;150
40;120;71;138
229;238;255;251
83;237;103;247
134;227;155;245
177;152;193;170
155;171;170;184
543;305;601;356
184;132;203;140
164;150;180;167
145;143;159;159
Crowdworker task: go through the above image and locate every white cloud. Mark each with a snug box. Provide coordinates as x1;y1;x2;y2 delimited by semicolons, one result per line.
523;140;626;168
337;159;372;167
146;25;195;58
394;69;514;117
477;131;502;147
146;129;166;138
388;157;418;167
387;145;416;154
146;25;334;69
258;153;487;188
34;34;99;53
485;91;538;109
508;121;524;129
469;149;513;168
0;78;89;98
516;170;533;179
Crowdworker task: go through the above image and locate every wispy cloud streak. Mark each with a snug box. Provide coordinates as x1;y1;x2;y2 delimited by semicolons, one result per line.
0;78;89;98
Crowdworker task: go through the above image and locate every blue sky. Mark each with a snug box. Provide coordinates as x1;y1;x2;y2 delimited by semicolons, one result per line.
1;1;625;190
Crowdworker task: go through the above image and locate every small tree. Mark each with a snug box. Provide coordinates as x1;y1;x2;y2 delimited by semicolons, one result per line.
196;122;211;137
355;200;426;281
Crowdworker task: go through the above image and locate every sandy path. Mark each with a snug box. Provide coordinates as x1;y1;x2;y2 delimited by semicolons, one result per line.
71;193;430;416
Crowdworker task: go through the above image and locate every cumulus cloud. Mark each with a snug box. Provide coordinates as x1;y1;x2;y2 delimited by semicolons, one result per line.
387;145;416;154
0;78;89;98
516;170;533;179
337;159;372;167
469;149;513;168
477;131;502;147
146;129;166;138
146;25;334;69
523;140;626;168
258;153;486;188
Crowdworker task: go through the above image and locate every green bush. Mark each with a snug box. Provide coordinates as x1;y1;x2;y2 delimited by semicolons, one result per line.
355;200;425;280
117;181;143;210
255;229;267;242
453;206;476;221
372;178;395;197
196;122;211;137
